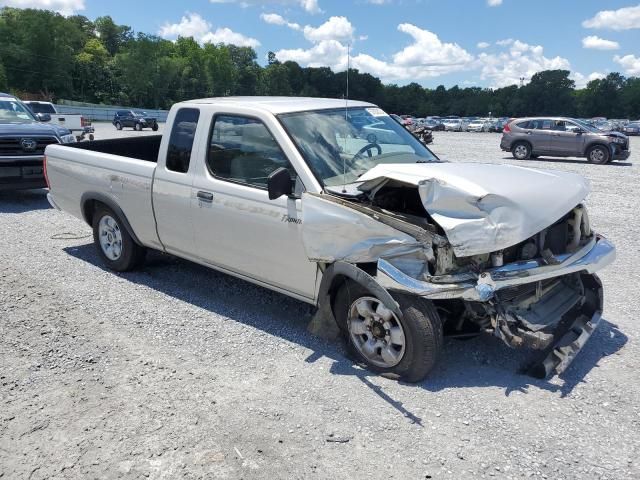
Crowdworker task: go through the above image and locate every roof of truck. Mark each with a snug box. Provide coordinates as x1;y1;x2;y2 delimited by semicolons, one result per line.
183;96;376;114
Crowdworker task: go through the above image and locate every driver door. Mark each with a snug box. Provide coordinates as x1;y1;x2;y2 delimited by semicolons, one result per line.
191;114;317;300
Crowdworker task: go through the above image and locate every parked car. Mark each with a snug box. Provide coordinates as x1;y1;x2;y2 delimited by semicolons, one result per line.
112;110;159;131
45;97;615;382
488;119;507;133
24;101;94;141
0;92;76;190
623;122;640;136
421;119;445;131
501;117;630;164
466;119;492;132
442;119;467;131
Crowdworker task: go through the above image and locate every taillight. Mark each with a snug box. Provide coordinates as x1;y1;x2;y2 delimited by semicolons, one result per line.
81;116;91;127
43;155;50;188
503;122;511;133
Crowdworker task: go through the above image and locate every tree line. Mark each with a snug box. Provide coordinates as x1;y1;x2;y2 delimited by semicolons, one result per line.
1;7;639;119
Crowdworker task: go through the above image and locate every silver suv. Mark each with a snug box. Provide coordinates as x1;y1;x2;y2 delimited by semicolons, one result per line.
500;117;631;164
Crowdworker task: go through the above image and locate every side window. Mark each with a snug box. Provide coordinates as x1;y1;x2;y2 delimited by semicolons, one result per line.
207;115;296;189
516;121;530;129
165;108;200;173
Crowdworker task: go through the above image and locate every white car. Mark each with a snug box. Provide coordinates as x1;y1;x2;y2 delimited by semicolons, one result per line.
443;119;466;131
24;101;94;140
467;119;492;132
45;97;615;382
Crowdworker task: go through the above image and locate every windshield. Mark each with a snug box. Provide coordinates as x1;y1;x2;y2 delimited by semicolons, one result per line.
0;97;37;124
572;119;602;134
279;107;438;187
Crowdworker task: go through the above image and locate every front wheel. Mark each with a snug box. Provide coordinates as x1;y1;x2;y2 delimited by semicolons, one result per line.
92;205;146;272
115;122;122;130
512;141;531;160
134;123;143;131
152;123;158;132
335;282;443;382
587;145;610;164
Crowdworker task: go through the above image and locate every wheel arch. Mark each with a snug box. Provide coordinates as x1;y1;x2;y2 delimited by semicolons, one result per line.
80;192;143;246
316;261;404;329
583;141;611;156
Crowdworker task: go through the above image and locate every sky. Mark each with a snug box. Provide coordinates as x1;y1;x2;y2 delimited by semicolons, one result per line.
2;0;639;89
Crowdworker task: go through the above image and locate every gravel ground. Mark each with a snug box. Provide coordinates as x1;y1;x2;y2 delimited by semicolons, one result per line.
1;124;639;479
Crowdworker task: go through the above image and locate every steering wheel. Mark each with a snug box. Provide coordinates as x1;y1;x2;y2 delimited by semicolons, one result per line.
353;143;382;162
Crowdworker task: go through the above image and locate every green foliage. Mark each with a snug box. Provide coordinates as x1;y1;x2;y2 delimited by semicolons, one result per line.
0;6;638;119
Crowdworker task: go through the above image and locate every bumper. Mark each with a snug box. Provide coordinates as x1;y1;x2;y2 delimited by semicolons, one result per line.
612;148;631;160
0;160;46;191
376;235;615;301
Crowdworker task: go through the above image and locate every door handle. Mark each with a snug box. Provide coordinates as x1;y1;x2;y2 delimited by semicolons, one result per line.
197;191;214;202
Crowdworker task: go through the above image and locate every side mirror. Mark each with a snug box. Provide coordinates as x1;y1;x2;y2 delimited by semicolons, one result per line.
575;129;584;135
37;113;51;122
267;167;293;200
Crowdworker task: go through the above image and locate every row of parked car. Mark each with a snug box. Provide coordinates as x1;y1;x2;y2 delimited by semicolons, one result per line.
397;114;640;136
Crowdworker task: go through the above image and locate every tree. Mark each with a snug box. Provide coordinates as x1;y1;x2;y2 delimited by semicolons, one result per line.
94;16;132;55
0;60;7;91
520;70;575;116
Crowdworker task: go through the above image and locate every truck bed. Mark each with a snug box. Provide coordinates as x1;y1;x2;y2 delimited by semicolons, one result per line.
45;134;163;250
66;135;162;162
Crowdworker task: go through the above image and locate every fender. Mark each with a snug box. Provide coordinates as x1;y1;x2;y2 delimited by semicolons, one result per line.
317;261;403;326
80;191;143;246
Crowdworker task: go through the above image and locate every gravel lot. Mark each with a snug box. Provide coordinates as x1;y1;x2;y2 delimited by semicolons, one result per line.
1;123;639;479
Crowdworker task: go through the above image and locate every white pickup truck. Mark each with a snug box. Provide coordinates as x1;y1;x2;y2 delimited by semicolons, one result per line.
45;97;616;382
24;101;94;141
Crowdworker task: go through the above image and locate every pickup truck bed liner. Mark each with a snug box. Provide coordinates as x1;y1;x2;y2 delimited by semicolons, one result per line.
67;135;161;163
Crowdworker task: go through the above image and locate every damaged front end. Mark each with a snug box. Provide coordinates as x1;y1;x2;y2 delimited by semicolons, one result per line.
304;163;615;378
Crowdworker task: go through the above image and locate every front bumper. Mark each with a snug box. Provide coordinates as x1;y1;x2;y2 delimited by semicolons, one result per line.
612;148;631;160
376;235;615;302
0;159;46;191
376;235;615;378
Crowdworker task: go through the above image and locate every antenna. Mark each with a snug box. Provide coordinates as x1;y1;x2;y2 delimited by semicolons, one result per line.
342;43;350;193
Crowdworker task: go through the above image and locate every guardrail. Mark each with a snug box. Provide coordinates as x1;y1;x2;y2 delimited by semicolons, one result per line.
54;104;169;122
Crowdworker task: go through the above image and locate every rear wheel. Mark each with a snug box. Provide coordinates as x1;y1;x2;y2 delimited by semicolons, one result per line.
152;123;159;132
92;205;146;272
512;142;531;160
587;145;610;164
334;281;443;382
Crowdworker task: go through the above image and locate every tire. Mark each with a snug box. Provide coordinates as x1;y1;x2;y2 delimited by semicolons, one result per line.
530;154;539;159
586;145;610;164
115;122;122;130
512;141;531;160
92;205;146;272
152;123;158;132
334;281;443;382
135;123;142;131
89;134;95;141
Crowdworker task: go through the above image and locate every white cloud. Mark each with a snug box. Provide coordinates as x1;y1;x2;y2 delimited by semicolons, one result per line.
477;41;490;49
582;35;620;50
487;0;503;6
276;23;473;83
159;13;260;48
260;13;301;31
0;0;84;15
209;0;321;14
583;4;640;30
367;0;389;4
571;71;606;88
476;39;571;87
303;16;354;43
614;54;640;75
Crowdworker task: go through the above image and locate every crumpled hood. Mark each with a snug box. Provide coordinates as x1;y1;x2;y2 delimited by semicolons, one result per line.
357;163;589;257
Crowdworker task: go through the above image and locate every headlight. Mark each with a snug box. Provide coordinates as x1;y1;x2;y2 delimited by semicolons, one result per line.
613;137;626;144
60;134;77;144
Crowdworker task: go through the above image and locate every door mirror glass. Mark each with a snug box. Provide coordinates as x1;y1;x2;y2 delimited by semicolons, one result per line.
267;167;293;200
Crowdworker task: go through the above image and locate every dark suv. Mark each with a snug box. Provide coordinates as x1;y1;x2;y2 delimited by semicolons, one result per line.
500;117;630;164
112;110;159;131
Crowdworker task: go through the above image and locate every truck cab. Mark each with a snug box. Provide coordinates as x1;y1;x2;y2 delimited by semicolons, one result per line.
0;92;76;190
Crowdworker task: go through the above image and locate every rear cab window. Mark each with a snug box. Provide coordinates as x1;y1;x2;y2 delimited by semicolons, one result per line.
165;108;200;173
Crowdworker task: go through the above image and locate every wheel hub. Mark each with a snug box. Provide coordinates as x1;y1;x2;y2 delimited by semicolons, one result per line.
347;296;406;368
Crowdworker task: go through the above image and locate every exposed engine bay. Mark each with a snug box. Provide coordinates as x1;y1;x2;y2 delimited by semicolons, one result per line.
302;162;615;378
